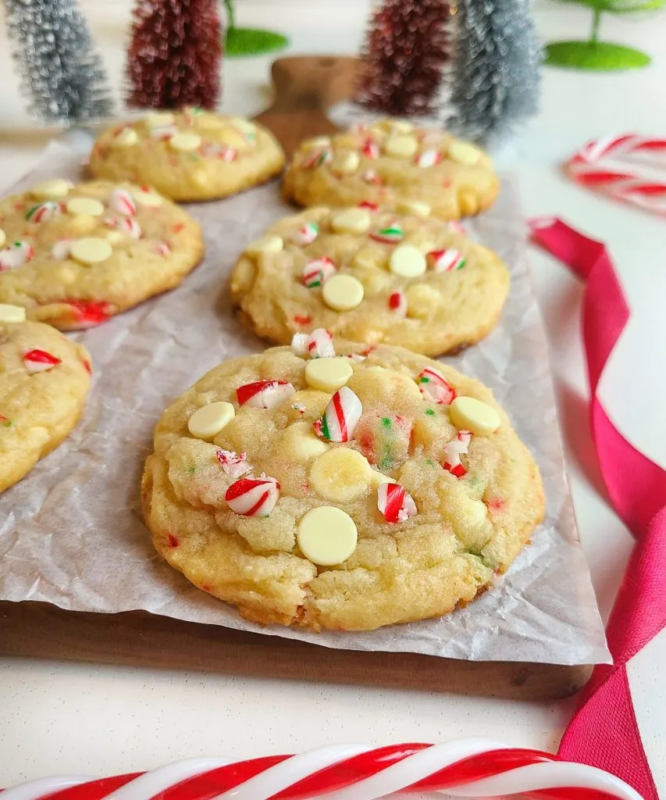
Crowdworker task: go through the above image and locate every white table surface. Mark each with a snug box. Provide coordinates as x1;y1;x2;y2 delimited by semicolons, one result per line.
1;0;665;794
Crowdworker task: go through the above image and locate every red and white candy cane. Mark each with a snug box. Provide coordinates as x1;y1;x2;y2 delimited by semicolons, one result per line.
0;739;641;799
565;133;666;215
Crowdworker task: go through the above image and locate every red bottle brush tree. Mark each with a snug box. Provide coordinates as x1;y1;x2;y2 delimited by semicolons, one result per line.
127;0;223;110
356;0;450;117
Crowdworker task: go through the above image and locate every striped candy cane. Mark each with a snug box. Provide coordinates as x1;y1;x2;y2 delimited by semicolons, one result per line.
0;740;642;800
565;133;666;215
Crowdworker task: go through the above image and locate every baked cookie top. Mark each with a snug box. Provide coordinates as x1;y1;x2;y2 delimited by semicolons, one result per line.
231;205;510;356
142;339;545;632
282;119;500;220
0;179;204;330
89;110;286;202
0;304;91;493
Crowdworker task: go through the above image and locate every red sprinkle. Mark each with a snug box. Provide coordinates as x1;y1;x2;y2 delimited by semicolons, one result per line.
201;583;212;592
82;359;92;375
166;533;179;548
358;201;378;210
172;223;185;234
293;314;312;326
487;498;506;512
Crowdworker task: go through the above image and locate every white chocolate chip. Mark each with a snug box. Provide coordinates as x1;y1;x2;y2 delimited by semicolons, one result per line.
145;111;175;129
305;357;353;393
309;448;372;503
448;140;484;166
302;136;332;150
396;199;431;218
297;506;358;566
113;128;139;148
195;114;226;130
459;497;489;530
70;237;113;266
331;208;371;234
405;284;441;318
187;401;235;440
66;197;105;217
322;274;364;311
389;244;427;277
369;470;397;489
104;231;125;244
386;119;414;133
384;135;418;158
245;235;283;256
450;396;501;436
0;304;26;323
331;150;360;175
169;132;202;152
31;179;70;200
134;189;163;207
281;421;328;462
352;246;386;271
0;229;5;248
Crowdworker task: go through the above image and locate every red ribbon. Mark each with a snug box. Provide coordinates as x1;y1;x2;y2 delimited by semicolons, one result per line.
529;218;666;800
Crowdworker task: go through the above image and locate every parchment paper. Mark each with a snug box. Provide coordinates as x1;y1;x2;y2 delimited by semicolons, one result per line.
0;142;610;665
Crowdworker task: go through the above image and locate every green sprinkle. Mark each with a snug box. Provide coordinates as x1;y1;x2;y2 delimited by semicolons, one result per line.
425;459;435;466
425;408;435;417
381;417;392;429
189;155;200;162
187;466;196;475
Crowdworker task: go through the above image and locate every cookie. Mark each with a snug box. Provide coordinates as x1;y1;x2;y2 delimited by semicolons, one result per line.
0;179;204;330
282;119;500;220
0;304;92;493
89;110;285;202
142;339;545;631
230;206;509;356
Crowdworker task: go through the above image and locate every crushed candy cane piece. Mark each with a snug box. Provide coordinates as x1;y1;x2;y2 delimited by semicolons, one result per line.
105;216;142;239
302;148;332;169
307;328;335;358
358;201;379;211
26;201;61;223
51;239;73;260
427;249;466;272
200;142;237;161
108;188;137;216
236;380;295;409
23;349;61;373
314;386;362;443
362;169;384;186
154;242;171;256
370;225;404;244
448;221;467;236
361;138;380;159
216;449;253;480
443;430;472;477
225;475;280;517
346;353;367;363
416;367;456;405
290;333;310;356
416;149;443;168
290;402;307;415
292;221;319;246
388;290;407;317
377;482;417;523
64;300;112;327
0;241;34;271
303;257;336;288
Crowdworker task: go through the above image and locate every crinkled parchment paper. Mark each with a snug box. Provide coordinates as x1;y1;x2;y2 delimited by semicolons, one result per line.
0;142;610;665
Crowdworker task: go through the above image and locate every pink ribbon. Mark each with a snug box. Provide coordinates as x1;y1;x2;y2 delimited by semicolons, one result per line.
529;218;666;799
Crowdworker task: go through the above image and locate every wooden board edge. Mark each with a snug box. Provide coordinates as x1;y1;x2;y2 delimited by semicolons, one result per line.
0;601;593;700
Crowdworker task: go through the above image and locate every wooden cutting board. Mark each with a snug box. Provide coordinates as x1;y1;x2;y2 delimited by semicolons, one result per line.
254;55;361;157
0;57;595;700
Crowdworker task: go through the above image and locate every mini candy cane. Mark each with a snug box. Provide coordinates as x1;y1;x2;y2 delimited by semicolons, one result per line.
377;482;417;523
105;216;142;239
361;138;380;159
108;188;137;216
236;380;295;409
302;147;332;169
23;349;61;373
416;148;443;168
417;367;457;405
51;239;73;260
292;221;319;246
362;169;384;186
303;257;336;288
25;201;61;223
370;225;404;244
225;474;280;517
0;740;640;800
388;290;407;317
565;133;666;215
0;241;34;271
444;430;472;477
314;386;362;443
427;249;466;272
216;449;252;480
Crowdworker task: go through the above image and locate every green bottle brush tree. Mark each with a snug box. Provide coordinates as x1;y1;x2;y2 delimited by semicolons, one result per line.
545;0;666;71
222;0;288;57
